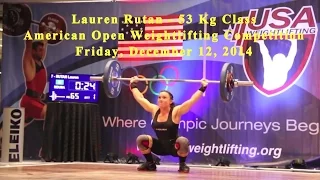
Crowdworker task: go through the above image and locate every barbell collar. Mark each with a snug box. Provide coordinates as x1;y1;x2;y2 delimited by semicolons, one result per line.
90;76;103;81
233;80;254;87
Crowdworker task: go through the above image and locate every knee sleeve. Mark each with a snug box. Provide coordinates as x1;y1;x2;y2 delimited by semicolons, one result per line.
136;134;152;151
175;136;190;154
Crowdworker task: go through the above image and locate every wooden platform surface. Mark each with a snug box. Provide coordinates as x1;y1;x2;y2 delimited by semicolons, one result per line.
0;163;320;180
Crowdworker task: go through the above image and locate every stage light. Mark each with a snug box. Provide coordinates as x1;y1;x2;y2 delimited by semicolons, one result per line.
126;152;140;164
125;152;161;165
285;159;307;169
215;156;230;167
103;152;119;163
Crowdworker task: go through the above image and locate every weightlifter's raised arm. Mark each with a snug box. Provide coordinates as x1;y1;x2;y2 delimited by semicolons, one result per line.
23;28;35;82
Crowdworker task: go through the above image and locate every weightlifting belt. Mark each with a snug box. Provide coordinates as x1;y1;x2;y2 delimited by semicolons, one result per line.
26;89;43;99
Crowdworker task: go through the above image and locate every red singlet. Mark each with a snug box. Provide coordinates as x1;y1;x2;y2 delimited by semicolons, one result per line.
20;61;47;120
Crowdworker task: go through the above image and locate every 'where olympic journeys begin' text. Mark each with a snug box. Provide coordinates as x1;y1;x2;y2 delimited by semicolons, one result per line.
104;116;320;135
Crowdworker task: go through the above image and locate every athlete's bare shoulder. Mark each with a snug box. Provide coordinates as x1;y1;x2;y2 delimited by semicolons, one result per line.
172;106;181;124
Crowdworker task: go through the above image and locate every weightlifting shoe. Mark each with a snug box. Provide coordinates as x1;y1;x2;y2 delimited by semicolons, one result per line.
178;162;190;173
137;161;157;171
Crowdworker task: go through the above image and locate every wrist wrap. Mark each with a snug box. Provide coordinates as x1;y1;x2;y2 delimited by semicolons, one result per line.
130;82;138;89
199;86;207;92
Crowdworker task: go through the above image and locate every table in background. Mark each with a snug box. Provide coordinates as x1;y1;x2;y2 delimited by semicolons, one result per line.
41;102;101;162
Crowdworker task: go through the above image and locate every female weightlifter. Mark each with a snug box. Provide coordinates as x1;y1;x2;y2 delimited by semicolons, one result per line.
130;76;208;173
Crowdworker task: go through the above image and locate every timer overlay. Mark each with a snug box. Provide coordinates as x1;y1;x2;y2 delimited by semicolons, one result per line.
48;73;100;103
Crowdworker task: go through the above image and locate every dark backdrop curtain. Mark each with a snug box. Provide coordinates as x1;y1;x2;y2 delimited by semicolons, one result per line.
41;102;102;162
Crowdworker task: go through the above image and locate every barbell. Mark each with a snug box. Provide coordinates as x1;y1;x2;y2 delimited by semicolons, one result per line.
3;3;67;45
90;60;254;102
